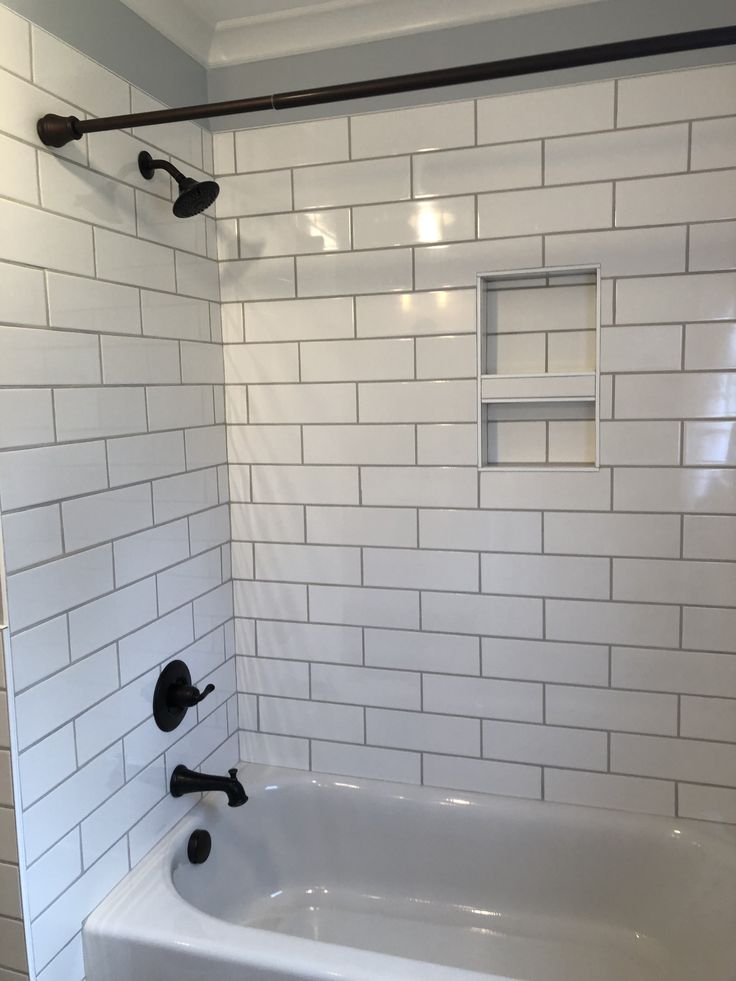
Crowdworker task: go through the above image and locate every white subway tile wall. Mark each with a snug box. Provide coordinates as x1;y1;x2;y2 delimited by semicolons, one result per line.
0;13;233;980
221;62;736;839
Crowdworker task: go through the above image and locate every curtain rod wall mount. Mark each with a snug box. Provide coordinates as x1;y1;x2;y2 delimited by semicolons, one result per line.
37;26;736;149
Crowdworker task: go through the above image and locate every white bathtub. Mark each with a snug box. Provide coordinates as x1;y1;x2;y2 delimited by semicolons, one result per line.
83;763;736;981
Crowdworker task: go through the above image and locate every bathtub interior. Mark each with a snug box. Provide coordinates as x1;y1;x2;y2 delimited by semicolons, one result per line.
165;766;736;981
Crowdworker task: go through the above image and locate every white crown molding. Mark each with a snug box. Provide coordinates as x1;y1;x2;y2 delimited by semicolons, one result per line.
120;0;606;69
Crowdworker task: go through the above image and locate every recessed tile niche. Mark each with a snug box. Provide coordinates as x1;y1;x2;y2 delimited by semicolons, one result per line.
477;265;600;470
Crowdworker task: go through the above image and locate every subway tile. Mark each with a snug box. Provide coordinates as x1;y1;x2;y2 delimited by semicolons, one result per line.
157;549;221;613
140;290;210;341
685;420;736;466
617;64;736;126
48;273;141;335
0;128;38;205
424;674;542;723
600;324;682;372
76;669;156;764
10;617;70;692
255;542;361;585
414;141;540;198
19;725;76;806
0;441;108;509
365;547;478;592
548;122;689;184
239;731;309;769
616;170;736;227
189;504;231;553
69;578;157;659
252;465;358;504
356;289;475;338
238;657;308;699
616;273;736;324
119;606;194;684
0;5;30;77
234;580;308;621
367;708;479;756
303;425;415;465
54;387;147;441
216;170;292;217
691;116;736;171
0;325;100;386
545;769;674;817
482;553;609;600
354;196;474;250
477;81;614;142
680;696;736;743
222;303;244;343
256;620;362;665
147;385;214;431
174;252;219;302
544;512;680;558
95;228;175;291
153;468;220;523
259;696;363;743
614;467;736;513
39;154;135;234
244;296;354;342
250;382;357;423
612;646;736;698
365;628;479;675
679;784;736;824
0;260;47;326
600;421;681;466
236;118;348;171
193;581;232;637
306;506;416;547
546;600;679;647
220;258;296;301
63;485;152;551
15;645;117;750
480;469;611;511
164;702;228;774
362;466;477;508
310;584;419;629
482;637;607;686
351;101;474;158
416;335;476;379
478;183;612;238
26;830;80;921
108;431;185;486
612;732;736;786
424;754;539;799
213;132;235;174
422;591;542;638
181;340;225;383
301;338;414;381
136;190;207;256
690;221;736;272
483;719;605;769
683;516;736;561
547;685;677;735
32;27;129;117
359;380;476;423
7;545;113;633
185;425;227;469
415;237;542;290
420;509;541;552
417;424;477;465
294;157;410;209
0;389;55;449
1;504;62;573
228;426;302;464
546;226;686;277
311;742;420;784
682;606;736;654
239;209;350;257
130;89;202;168
217;218;238;261
113;519;190;586
297;248;412;297
224;342;300;383
311;664;420;710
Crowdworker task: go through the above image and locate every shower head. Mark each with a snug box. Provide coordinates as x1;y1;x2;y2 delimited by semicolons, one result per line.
138;151;219;218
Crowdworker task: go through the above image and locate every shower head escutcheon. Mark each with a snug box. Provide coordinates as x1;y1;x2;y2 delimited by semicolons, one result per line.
138;150;219;218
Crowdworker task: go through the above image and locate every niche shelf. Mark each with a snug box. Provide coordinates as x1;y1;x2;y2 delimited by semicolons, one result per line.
476;265;600;471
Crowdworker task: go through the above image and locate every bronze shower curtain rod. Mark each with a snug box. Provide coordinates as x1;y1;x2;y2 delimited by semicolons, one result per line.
37;25;736;149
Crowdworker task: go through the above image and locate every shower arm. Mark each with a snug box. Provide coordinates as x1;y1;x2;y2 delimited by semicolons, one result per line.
37;25;736;148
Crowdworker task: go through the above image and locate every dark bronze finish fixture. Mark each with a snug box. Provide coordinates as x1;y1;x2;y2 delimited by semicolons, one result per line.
37;27;736;148
138;150;219;217
171;765;248;807
153;659;215;732
187;829;213;865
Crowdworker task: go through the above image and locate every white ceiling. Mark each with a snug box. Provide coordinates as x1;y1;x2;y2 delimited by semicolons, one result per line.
120;0;606;68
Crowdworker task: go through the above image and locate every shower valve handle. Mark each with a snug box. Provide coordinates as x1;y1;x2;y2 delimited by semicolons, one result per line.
170;682;215;709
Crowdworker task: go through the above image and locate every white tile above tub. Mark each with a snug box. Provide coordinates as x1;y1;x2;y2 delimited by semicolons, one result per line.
0;129;38;206
477;81;614;143
615;170;736;227
414;237;542;290
352;197;475;250
220;257;295;302
297;248;412;297
259;695;363;743
239;210;351;258
689;221;736;273
413;142;541;198
216;171;292;217
356;289;475;338
545;124;688;184
0;441;109;510
244;296;354;342
0;389;55;450
351;101;475;158
302;425;415;465
19;725;76;807
0;260;47;327
68;578;158;660
683;516;736;561
48;273;141;336
424;754;540;800
312;742;420;785
213;132;235;174
1;504;62;574
478;183;612;238
0;4;30;77
0;198;94;276
236;118;348;172
617;64;736;126
366;708;479;756
424;674;542;723
300;337;413;381
294;157;410;209
691;116;736;171
544;769;674;817
95;228;175;292
39;154;135;234
10;617;70;692
482;719;605;770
